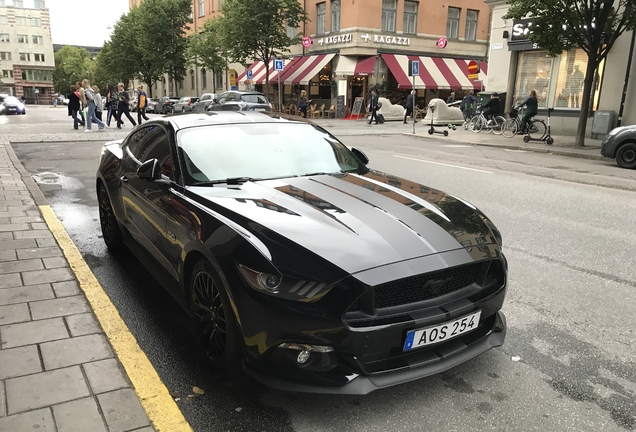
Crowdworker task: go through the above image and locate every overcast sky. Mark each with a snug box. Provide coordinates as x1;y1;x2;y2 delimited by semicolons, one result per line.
47;0;130;47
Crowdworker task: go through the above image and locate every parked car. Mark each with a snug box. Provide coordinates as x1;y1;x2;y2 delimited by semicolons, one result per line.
146;98;160;113
0;96;26;115
130;98;138;112
206;91;272;112
601;124;636;169
191;93;217;113
173;96;199;113
96;112;507;394
155;96;180;114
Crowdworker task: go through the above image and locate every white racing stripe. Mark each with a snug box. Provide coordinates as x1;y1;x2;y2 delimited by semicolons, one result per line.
393;155;493;174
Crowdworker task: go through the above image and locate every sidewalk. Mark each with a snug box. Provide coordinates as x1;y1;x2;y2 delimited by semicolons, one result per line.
0;140;162;430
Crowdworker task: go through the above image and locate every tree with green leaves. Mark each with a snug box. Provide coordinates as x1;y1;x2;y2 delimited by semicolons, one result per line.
53;46;94;94
91;42;124;95
218;0;308;97
186;18;227;93
504;0;636;147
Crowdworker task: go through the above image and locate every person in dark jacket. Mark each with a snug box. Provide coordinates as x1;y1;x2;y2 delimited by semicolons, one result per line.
481;92;501;122
136;85;150;124
368;89;379;125
460;90;477;121
117;83;137;128
447;92;455;104
106;84;120;127
67;85;85;130
404;90;417;123
516;89;538;134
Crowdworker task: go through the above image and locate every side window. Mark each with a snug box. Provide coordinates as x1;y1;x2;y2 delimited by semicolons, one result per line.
126;126;175;181
226;93;239;102
217;95;227;104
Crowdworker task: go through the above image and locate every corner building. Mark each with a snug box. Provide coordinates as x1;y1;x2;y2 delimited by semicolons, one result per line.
239;0;492;112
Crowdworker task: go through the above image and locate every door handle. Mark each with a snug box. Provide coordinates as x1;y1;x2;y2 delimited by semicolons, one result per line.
120;175;128;183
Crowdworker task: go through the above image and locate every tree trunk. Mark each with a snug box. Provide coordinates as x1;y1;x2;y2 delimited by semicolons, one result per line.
575;56;598;148
148;81;153;98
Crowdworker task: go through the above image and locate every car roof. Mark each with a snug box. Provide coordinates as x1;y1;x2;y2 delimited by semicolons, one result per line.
221;90;265;96
157;111;312;131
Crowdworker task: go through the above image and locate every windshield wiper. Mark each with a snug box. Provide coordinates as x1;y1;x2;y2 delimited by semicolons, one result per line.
300;171;339;177
192;177;260;186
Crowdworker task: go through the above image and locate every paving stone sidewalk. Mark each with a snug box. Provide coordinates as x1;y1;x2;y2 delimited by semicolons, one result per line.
0;139;155;431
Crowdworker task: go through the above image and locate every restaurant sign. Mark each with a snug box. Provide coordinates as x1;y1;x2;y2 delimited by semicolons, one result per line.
361;33;411;46
318;34;353;45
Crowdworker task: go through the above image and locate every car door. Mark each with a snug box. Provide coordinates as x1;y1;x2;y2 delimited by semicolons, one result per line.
208;93;228;111
120;125;177;276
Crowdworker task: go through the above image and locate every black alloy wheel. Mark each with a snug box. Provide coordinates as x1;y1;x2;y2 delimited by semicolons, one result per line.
190;260;242;373
97;183;124;252
616;143;636;169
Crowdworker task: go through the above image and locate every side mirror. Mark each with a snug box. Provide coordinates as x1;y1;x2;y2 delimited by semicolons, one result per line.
213;98;218;103
351;147;369;165
137;159;162;182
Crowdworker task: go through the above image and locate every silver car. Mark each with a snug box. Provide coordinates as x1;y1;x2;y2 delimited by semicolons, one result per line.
173;96;199;113
192;93;218;113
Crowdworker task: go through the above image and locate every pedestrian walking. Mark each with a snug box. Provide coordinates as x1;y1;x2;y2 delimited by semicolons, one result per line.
83;79;106;132
136;85;149;124
447;92;456;104
106;84;120;127
368;89;379;125
297;90;310;119
92;85;103;122
117;83;137;128
404;90;417;124
75;82;86;125
460;90;476;122
67;85;85;130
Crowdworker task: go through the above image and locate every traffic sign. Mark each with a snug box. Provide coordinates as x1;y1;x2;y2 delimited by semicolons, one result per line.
467;60;480;74
408;60;419;76
246;70;253;80
274;59;284;71
468;73;479;80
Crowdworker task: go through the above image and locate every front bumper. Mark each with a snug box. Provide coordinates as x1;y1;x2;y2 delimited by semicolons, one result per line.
247;310;506;395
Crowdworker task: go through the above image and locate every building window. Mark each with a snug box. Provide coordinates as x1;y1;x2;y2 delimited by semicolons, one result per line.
34;53;45;62
19;52;31;61
465;9;478;41
199;0;204;17
215;72;223;89
0;16;7;25
211;0;215;12
32;35;43;44
514;51;553;108
0;34;9;42
331;0;340;33
201;68;207;89
17;34;28;43
14;0;24;7
0;51;11;60
316;2;326;35
403;1;418;35
447;7;460;39
382;0;397;32
190;69;195;90
34;0;45;8
30;18;41;26
15;15;26;25
286;21;297;39
2;70;13;78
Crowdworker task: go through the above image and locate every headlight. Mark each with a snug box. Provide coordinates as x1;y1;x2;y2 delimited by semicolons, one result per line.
17;103;24;110
238;264;332;302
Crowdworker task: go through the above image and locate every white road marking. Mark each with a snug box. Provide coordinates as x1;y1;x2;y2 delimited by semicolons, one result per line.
393;155;493;174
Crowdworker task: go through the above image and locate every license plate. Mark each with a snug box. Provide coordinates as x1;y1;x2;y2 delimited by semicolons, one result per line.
255;108;266;112
403;310;481;351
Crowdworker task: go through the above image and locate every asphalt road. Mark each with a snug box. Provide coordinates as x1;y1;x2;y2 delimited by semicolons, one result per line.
8;109;636;431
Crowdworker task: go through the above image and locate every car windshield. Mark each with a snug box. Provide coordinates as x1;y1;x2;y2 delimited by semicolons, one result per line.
4;97;20;104
178;123;367;185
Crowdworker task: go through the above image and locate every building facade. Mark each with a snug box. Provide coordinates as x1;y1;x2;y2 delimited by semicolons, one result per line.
0;0;55;103
485;0;636;135
239;0;492;112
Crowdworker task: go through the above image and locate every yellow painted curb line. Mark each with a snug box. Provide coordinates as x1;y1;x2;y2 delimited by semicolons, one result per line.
39;205;193;432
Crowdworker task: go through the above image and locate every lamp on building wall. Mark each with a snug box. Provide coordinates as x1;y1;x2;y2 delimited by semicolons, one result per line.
502;30;509;39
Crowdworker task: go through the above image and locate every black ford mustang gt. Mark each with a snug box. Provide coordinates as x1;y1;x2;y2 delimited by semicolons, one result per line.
96;112;507;394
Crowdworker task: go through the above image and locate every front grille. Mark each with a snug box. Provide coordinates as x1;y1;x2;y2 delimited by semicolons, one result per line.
373;262;481;309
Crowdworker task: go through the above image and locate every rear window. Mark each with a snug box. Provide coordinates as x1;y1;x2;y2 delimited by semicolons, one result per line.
180;97;189;102
241;94;268;104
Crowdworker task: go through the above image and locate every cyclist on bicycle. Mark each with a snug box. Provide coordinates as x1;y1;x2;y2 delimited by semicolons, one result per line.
516;89;538;134
481;93;501;124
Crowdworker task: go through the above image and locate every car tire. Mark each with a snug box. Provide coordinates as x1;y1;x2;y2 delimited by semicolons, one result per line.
97;183;124;252
616;142;636;169
189;259;243;374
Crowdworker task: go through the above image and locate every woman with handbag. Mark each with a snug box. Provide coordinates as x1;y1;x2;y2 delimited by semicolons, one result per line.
67;85;85;130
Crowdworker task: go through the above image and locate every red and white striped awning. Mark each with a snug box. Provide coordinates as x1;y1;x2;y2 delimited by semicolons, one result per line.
334;56;376;76
381;54;488;90
278;53;336;85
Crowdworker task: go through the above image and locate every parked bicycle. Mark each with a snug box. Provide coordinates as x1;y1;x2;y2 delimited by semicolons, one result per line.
502;106;545;139
468;105;505;134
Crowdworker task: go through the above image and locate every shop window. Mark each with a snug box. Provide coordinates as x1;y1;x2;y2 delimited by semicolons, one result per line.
514;51;553;108
202;68;207;89
32;35;43;44
331;0;340;33
382;0;397;32
447;7;460;39
316;2;326;35
403;1;418;35
465;10;478;41
553;48;588;109
17;34;28;43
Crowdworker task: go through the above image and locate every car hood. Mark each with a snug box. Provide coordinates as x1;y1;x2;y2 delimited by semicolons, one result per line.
192;171;498;274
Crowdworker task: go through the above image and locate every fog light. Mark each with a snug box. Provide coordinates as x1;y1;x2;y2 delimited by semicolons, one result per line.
279;343;334;353
297;350;311;364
